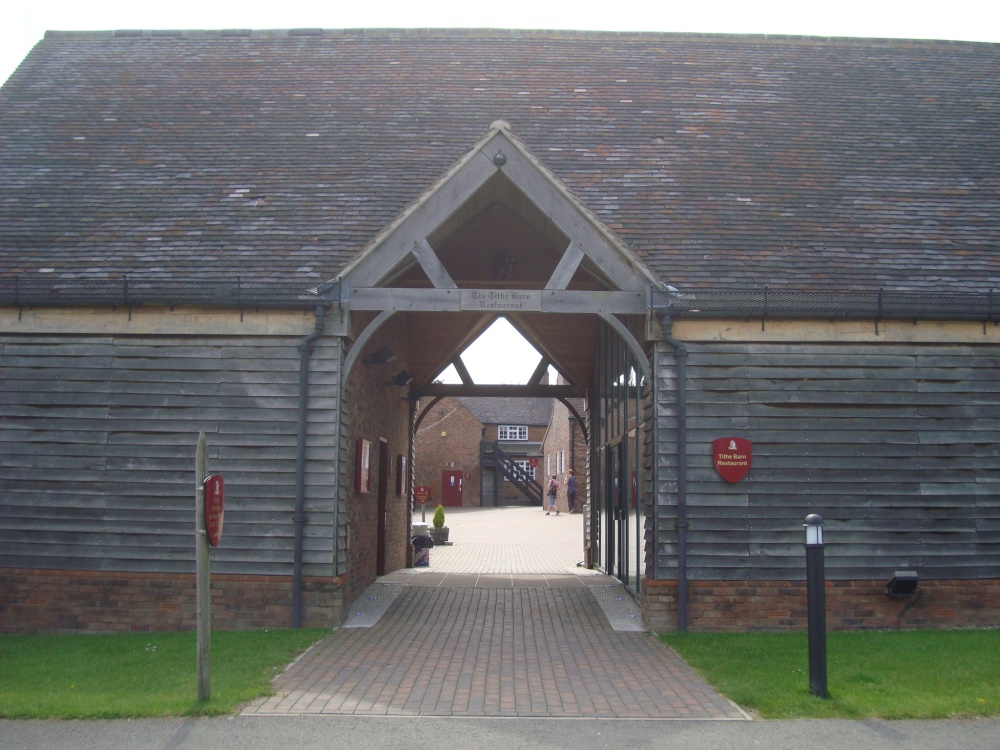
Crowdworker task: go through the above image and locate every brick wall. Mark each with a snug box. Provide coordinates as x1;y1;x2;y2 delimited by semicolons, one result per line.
0;568;344;633
413;397;484;507
343;315;414;605
642;577;1000;632
541;396;587;513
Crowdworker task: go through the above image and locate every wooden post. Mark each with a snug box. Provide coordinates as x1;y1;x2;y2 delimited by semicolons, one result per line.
195;432;211;702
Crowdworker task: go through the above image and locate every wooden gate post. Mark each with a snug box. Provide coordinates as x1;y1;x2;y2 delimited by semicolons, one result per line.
195;431;211;702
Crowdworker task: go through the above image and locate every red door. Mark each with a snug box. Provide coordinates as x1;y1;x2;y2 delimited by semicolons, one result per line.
441;470;463;507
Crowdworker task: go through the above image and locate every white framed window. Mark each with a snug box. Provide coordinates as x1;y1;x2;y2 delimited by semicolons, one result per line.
507;460;535;482
498;425;528;441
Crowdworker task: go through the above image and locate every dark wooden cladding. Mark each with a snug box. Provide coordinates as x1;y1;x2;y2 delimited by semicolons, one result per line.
0;333;339;577
654;341;1000;582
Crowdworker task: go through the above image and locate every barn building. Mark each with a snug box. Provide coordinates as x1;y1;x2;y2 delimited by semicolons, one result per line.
1;29;998;633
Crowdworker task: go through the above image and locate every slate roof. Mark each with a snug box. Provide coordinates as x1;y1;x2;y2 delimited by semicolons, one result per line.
1;29;998;293
458;396;553;427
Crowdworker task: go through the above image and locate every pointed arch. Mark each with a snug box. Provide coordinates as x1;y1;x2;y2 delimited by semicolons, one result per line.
598;311;652;383
343;309;397;382
335;121;659;297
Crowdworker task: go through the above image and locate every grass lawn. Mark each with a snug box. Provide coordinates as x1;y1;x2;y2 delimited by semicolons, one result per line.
663;629;1000;720
0;628;327;719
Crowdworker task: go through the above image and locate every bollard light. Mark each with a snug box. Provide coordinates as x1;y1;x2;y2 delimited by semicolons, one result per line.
804;513;824;546
804;513;828;698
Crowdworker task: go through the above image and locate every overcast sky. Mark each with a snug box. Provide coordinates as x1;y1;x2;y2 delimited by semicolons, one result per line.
3;1;997;383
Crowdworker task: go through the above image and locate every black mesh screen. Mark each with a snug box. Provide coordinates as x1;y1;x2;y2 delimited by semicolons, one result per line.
1;275;336;310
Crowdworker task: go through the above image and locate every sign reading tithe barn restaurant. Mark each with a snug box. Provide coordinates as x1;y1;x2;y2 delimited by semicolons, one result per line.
713;438;752;483
461;289;542;312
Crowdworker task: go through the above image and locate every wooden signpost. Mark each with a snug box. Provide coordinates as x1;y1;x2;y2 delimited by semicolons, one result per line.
195;432;224;703
414;485;431;522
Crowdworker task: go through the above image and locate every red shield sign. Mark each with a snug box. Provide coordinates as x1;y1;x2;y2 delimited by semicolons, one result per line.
204;474;225;547
414;485;432;505
713;438;752;483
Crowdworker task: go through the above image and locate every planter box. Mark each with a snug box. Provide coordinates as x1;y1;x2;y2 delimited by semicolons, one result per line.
430;527;450;544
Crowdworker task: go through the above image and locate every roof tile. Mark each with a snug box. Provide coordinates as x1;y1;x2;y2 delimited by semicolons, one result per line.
1;29;997;293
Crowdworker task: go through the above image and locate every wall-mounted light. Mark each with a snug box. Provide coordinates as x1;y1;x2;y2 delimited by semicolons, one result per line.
388;370;413;387
886;570;919;598
363;346;396;365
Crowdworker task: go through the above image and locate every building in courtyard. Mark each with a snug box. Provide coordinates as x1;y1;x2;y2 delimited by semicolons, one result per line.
414;394;553;508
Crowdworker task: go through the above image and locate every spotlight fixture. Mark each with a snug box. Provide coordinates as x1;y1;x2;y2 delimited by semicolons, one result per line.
886;570;919;598
388;370;413;387
363;346;395;365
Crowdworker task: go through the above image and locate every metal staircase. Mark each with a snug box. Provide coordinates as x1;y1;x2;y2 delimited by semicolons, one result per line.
481;441;543;505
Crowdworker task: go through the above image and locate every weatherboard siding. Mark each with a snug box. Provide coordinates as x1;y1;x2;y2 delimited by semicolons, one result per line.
0;332;338;577
653;340;1000;582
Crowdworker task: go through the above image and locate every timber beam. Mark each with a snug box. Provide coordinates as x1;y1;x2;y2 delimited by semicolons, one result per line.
346;287;646;315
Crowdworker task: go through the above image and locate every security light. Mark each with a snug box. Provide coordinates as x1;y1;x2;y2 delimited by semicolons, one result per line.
388;370;413;387
363;346;396;365
886;571;919;598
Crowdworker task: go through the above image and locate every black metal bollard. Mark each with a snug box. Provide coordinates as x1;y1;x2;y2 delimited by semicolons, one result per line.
804;513;828;698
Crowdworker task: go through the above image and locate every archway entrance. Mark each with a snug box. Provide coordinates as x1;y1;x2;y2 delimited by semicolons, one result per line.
336;121;661;602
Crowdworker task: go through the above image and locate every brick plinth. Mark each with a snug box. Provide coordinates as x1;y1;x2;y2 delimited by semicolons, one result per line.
642;577;1000;632
0;568;345;633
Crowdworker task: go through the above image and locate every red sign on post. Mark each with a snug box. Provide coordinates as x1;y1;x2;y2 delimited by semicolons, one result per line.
713;438;752;483
414;485;432;505
204;475;225;547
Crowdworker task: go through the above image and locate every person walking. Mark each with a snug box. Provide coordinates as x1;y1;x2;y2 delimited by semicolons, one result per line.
546;474;559;515
566;469;576;513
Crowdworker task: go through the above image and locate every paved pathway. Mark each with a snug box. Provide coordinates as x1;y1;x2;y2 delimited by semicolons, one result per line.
243;506;748;720
409;504;589;574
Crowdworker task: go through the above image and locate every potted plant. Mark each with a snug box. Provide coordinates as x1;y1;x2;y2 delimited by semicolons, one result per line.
430;503;450;544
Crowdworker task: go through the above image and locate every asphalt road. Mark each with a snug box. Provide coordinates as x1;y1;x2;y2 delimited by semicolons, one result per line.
2;716;999;750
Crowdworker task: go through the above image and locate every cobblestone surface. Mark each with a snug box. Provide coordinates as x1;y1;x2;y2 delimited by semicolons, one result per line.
243;506;749;720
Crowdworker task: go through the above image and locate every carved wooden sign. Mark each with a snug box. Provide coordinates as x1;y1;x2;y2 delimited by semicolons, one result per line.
460;289;542;311
713;437;752;483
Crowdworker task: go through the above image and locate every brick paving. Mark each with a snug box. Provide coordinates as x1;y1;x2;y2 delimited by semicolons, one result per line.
243;506;749;720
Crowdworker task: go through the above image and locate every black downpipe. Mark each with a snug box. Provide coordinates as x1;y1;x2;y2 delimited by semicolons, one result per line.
293;305;330;628
660;316;689;631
